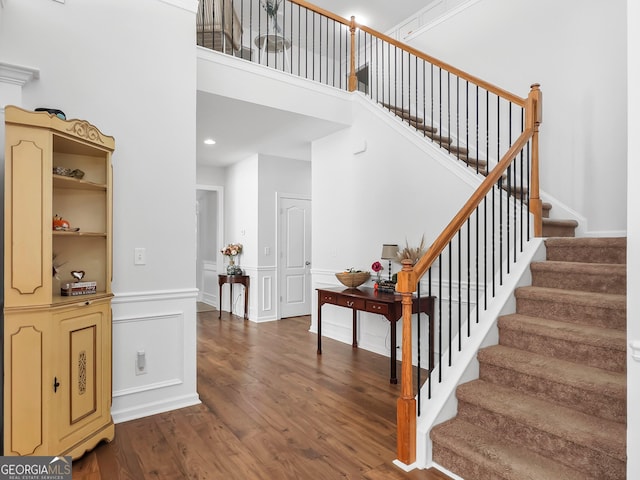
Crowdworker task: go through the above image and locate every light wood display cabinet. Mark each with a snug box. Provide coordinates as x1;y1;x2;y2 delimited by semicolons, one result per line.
3;105;115;458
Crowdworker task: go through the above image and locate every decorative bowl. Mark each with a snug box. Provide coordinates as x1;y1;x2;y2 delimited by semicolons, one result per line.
335;271;370;288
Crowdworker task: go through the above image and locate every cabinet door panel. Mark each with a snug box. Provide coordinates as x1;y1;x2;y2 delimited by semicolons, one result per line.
54;303;110;451
3;313;50;456
4;127;53;307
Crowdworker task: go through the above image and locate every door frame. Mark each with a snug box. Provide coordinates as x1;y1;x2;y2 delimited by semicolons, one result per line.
195;185;225;305
276;192;311;320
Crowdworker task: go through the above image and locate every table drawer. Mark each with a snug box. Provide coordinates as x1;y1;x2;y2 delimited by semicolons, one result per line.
337;297;365;310
319;292;338;305
366;301;389;315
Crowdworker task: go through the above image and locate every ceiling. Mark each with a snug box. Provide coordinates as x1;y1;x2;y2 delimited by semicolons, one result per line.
309;0;431;34
196;0;433;168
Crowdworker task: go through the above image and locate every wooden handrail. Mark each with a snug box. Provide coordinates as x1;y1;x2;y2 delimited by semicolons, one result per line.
288;0;527;106
395;83;542;465
413;127;535;281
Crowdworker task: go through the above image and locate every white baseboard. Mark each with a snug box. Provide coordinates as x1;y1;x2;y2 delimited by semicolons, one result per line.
112;393;201;424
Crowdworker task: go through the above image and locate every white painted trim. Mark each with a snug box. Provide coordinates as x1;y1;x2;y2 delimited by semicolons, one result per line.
113;378;183;398
394;0;483;41
196;183;225;277
392;459;420;472
156;0;198;14
431;462;465;480
0;62;40;86
112;393;201;424
113;311;184;324
112;288;198;304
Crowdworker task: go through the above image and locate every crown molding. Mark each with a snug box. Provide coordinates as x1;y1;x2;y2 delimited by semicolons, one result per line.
0;62;40;86
156;0;198;14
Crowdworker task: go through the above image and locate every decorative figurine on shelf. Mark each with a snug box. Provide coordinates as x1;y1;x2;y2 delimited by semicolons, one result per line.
52;214;80;232
221;242;243;275
53;214;70;230
71;270;85;282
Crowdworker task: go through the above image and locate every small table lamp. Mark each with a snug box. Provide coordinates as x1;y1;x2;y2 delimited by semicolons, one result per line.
380;244;399;281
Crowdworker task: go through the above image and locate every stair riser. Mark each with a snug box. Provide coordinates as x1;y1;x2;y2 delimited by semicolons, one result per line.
457;400;626;479
531;268;626;295
432;444;508;480
542;224;576;237
545;243;626;265
478;363;626;424
499;328;626;374
515;296;626;331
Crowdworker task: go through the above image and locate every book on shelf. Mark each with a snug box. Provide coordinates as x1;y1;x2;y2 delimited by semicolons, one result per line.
61;281;97;296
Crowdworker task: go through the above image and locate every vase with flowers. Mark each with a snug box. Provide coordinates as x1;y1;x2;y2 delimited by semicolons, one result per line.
371;261;384;286
221;242;243;275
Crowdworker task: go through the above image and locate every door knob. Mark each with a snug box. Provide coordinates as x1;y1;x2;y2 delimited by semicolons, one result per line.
305;261;311;266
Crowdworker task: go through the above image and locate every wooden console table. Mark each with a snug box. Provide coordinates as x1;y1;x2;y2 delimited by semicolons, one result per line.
218;274;249;320
317;287;435;384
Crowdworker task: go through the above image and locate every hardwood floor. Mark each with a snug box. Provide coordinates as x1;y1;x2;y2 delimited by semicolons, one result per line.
72;311;451;480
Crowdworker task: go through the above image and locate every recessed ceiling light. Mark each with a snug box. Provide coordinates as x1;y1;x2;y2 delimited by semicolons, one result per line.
204;138;216;145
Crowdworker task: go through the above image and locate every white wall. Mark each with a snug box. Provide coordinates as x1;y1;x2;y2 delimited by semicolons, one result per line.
0;0;200;422
408;0;627;237
221;154;258;317
258;155;311;321
311;95;480;355
627;2;638;477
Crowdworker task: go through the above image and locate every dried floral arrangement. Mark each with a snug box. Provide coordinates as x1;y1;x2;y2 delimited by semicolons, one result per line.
396;235;426;265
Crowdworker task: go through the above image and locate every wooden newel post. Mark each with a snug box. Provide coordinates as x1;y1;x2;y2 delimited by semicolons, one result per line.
395;259;417;465
348;16;357;92
527;83;543;237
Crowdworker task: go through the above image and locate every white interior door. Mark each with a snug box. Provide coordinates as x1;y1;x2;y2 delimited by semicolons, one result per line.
279;196;311;318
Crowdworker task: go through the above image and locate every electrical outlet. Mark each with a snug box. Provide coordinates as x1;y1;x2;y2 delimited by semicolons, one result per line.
135;350;147;375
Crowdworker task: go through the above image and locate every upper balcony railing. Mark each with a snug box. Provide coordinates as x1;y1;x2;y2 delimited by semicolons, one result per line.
197;0;543;467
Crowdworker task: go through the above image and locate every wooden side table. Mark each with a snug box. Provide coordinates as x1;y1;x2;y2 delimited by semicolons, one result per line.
218;274;249;320
317;287;435;384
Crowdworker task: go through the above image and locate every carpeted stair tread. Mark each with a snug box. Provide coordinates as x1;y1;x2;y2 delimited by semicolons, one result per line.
515;286;626;330
545;237;626;264
478;345;626;422
498;313;626;372
530;260;626;294
479;345;626;397
431;418;600;480
456;380;627;462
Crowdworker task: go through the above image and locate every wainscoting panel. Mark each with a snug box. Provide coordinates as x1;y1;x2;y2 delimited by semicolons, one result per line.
110;289;200;423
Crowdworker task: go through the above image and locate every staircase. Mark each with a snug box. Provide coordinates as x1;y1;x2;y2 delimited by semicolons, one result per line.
430;237;627;479
382;103;579;237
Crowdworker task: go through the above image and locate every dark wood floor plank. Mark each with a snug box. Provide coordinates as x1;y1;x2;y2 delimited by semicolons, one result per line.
72;311;450;480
